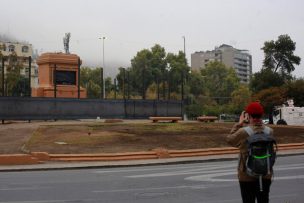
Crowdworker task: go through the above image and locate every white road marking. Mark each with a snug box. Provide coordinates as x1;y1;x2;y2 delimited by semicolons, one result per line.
127;168;234;178
0;199;97;203
0;186;51;191
92;184;206;193
270;193;298;199
0;200;68;203
93;163;235;174
126;161;304;184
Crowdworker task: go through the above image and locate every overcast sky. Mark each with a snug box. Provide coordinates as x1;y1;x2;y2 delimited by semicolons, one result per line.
1;0;304;77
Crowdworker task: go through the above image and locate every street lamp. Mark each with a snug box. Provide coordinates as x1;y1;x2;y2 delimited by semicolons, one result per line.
166;64;171;100
99;36;106;99
182;36;186;101
182;36;186;59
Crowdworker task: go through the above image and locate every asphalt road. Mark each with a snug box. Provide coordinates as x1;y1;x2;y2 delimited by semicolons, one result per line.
0;155;303;203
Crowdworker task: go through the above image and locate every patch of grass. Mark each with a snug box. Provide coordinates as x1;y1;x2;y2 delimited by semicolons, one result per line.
23;127;45;150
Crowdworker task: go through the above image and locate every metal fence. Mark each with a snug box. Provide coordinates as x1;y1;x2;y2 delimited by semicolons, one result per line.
0;97;183;120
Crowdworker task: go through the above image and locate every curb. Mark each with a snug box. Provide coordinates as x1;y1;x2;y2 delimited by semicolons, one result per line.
1;151;304;172
0;143;303;166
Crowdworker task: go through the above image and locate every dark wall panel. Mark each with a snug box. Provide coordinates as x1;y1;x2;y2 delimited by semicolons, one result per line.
0;97;182;120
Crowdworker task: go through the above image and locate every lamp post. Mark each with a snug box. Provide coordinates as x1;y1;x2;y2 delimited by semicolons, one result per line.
99;36;106;99
166;64;171;100
28;56;31;97
182;36;187;120
182;36;186;59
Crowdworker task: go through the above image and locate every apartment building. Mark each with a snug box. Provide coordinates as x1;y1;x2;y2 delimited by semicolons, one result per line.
0;41;38;88
191;44;252;83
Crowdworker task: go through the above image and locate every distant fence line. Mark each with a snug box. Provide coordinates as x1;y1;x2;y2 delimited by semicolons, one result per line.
0;97;183;120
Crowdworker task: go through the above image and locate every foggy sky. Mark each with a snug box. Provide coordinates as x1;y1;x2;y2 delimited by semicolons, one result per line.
1;0;304;78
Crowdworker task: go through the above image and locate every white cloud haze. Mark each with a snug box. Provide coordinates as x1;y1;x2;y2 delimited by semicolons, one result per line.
1;0;304;78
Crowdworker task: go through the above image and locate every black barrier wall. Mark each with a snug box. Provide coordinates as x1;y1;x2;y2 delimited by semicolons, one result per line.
0;97;183;120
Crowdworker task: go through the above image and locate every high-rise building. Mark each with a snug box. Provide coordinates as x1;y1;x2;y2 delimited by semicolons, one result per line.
0;41;38;88
191;44;252;83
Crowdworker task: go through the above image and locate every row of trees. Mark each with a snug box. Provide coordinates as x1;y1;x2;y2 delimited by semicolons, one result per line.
80;34;303;119
80;44;190;100
1;34;302;120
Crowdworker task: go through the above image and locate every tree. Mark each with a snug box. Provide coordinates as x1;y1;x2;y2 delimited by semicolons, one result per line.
249;68;285;93
116;67;130;97
129;44;167;98
230;85;252;114
188;70;206;97
166;51;190;95
116;44;190;100
105;77;114;98
80;67;101;98
285;79;304;107
201;61;240;104
5;52;25;96
253;87;287;115
262;34;301;76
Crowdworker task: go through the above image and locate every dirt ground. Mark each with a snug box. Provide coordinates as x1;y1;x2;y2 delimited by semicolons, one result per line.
1;120;304;154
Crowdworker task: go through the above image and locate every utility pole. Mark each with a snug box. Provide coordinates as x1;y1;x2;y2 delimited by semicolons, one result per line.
182;36;186;101
28;56;31;97
100;68;103;99
182;36;186;59
99;36;106;99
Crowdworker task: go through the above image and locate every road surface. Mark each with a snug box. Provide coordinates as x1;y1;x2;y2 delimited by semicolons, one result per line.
0;155;303;203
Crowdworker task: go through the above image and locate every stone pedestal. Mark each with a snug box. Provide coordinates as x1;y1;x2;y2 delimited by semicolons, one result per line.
32;53;86;98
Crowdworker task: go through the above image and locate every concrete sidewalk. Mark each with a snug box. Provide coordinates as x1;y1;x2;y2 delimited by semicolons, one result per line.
1;148;303;172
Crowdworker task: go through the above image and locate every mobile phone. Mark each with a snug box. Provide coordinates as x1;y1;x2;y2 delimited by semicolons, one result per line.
243;111;249;123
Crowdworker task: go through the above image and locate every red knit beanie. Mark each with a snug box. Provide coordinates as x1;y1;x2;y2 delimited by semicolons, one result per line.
245;102;264;116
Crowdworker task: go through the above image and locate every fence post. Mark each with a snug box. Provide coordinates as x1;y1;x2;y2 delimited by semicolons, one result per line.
78;57;80;99
54;64;57;98
124;98;127;119
2;58;4;96
114;78;117;99
28;56;31;97
154;100;157;116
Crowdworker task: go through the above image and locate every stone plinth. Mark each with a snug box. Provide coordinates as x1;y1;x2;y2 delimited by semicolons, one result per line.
32;53;86;98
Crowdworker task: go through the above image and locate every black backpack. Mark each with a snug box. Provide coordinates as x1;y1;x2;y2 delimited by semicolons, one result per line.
244;126;277;191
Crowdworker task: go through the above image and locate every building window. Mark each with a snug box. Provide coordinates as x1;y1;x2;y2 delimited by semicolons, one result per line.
8;45;15;52
0;44;6;51
25;68;29;75
22;46;29;53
